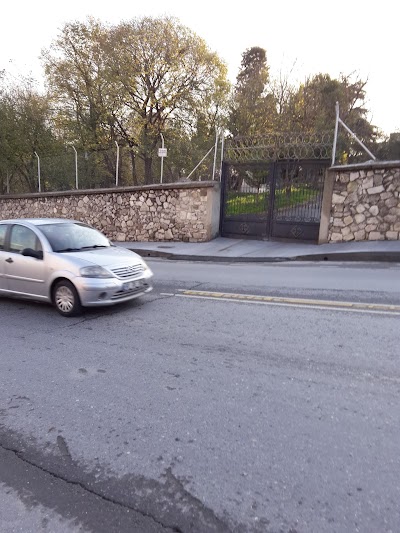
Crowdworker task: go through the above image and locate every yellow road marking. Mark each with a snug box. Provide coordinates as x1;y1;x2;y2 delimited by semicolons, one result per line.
178;290;400;314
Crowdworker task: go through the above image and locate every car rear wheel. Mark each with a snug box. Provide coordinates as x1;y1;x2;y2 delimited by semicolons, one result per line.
53;280;82;317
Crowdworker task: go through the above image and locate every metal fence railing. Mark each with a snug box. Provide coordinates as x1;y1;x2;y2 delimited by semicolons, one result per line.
0;141;224;195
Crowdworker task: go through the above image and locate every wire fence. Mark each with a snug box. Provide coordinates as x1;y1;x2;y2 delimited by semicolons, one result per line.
0;142;224;195
0;127;378;196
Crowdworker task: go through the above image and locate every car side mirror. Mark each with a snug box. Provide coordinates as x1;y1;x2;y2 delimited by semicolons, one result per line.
22;248;43;260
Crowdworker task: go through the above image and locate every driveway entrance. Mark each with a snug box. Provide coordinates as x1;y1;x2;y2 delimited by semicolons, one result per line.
220;134;331;242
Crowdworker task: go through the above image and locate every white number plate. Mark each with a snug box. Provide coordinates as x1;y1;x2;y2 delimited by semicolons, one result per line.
123;280;141;291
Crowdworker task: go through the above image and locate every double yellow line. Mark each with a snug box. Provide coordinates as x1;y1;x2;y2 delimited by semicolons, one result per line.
177;290;400;315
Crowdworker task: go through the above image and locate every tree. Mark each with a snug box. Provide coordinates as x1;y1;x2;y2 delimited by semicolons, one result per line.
0;74;65;193
268;62;298;131
42;16;230;185
376;132;400;161
281;73;378;161
42;18;119;186
228;47;276;138
105;16;229;183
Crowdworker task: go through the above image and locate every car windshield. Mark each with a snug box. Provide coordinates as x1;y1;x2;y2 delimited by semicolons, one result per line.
39;222;111;252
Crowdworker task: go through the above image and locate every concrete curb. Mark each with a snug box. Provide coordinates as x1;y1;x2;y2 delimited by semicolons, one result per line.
128;247;400;263
295;252;400;263
129;248;293;262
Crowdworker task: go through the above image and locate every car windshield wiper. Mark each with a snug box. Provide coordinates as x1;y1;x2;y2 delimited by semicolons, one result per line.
55;245;109;252
79;245;109;250
55;247;82;253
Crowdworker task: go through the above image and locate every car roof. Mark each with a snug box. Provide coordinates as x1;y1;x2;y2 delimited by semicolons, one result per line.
0;218;79;226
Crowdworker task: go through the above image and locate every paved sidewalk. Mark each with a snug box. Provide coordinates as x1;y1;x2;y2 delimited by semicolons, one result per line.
116;237;400;263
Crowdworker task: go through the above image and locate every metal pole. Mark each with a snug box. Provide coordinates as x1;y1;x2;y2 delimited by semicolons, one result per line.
338;117;376;161
160;133;164;184
212;128;219;180
332;102;339;166
34;151;41;192
219;133;225;181
115;141;120;186
6;170;10;193
186;145;215;180
72;145;78;189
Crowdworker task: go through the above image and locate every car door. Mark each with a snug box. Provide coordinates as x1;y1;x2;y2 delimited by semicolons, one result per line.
0;223;9;292
4;224;47;299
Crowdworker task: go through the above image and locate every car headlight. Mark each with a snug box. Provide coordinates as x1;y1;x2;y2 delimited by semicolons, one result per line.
139;259;150;270
80;266;114;278
140;259;153;275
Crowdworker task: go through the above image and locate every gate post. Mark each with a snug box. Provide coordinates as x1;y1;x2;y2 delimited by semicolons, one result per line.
219;161;228;236
318;168;335;244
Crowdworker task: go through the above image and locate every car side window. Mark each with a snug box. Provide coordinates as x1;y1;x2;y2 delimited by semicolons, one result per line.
9;225;42;254
0;224;7;250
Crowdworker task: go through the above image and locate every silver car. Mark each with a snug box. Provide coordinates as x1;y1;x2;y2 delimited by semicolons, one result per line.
0;218;153;317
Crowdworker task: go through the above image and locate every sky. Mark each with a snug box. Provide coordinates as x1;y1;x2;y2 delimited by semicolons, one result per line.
1;0;398;136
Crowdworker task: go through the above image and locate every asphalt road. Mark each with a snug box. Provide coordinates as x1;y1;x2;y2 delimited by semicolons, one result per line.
1;259;400;532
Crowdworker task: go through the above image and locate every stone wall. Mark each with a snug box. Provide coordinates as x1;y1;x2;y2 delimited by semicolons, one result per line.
319;161;400;243
0;181;221;242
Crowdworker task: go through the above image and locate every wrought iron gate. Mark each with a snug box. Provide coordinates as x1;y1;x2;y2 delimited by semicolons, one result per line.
220;134;331;241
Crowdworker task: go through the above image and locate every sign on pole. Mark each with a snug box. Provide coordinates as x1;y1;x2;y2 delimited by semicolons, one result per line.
159;134;167;183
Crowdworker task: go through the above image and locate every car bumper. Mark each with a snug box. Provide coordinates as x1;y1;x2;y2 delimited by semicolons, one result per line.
73;270;153;307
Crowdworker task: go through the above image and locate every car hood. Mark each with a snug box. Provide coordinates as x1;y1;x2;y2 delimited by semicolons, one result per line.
61;246;143;267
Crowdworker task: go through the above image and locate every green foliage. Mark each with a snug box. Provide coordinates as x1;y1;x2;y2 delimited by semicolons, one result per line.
228;47;276;138
278;73;377;161
227;63;379;163
376;132;400;161
226;187;318;216
0;75;69;193
0;22;389;195
42;16;230;185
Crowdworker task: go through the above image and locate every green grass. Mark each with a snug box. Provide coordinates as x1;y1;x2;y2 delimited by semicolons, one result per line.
226;187;318;216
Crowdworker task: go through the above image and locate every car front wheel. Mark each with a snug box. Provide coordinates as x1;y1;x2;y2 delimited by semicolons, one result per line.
53;280;82;317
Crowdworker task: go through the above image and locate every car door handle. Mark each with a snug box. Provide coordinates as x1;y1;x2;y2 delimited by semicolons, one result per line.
5;257;13;263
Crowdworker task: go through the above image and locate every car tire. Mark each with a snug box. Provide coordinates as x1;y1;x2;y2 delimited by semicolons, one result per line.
53;280;82;317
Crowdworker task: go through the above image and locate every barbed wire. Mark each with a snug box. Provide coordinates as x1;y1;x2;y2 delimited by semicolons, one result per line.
224;132;334;163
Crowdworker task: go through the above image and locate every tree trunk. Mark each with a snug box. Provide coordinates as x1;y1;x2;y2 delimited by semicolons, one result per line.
129;149;138;186
144;157;153;184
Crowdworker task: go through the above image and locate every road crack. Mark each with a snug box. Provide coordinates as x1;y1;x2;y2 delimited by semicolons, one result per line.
0;439;182;532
